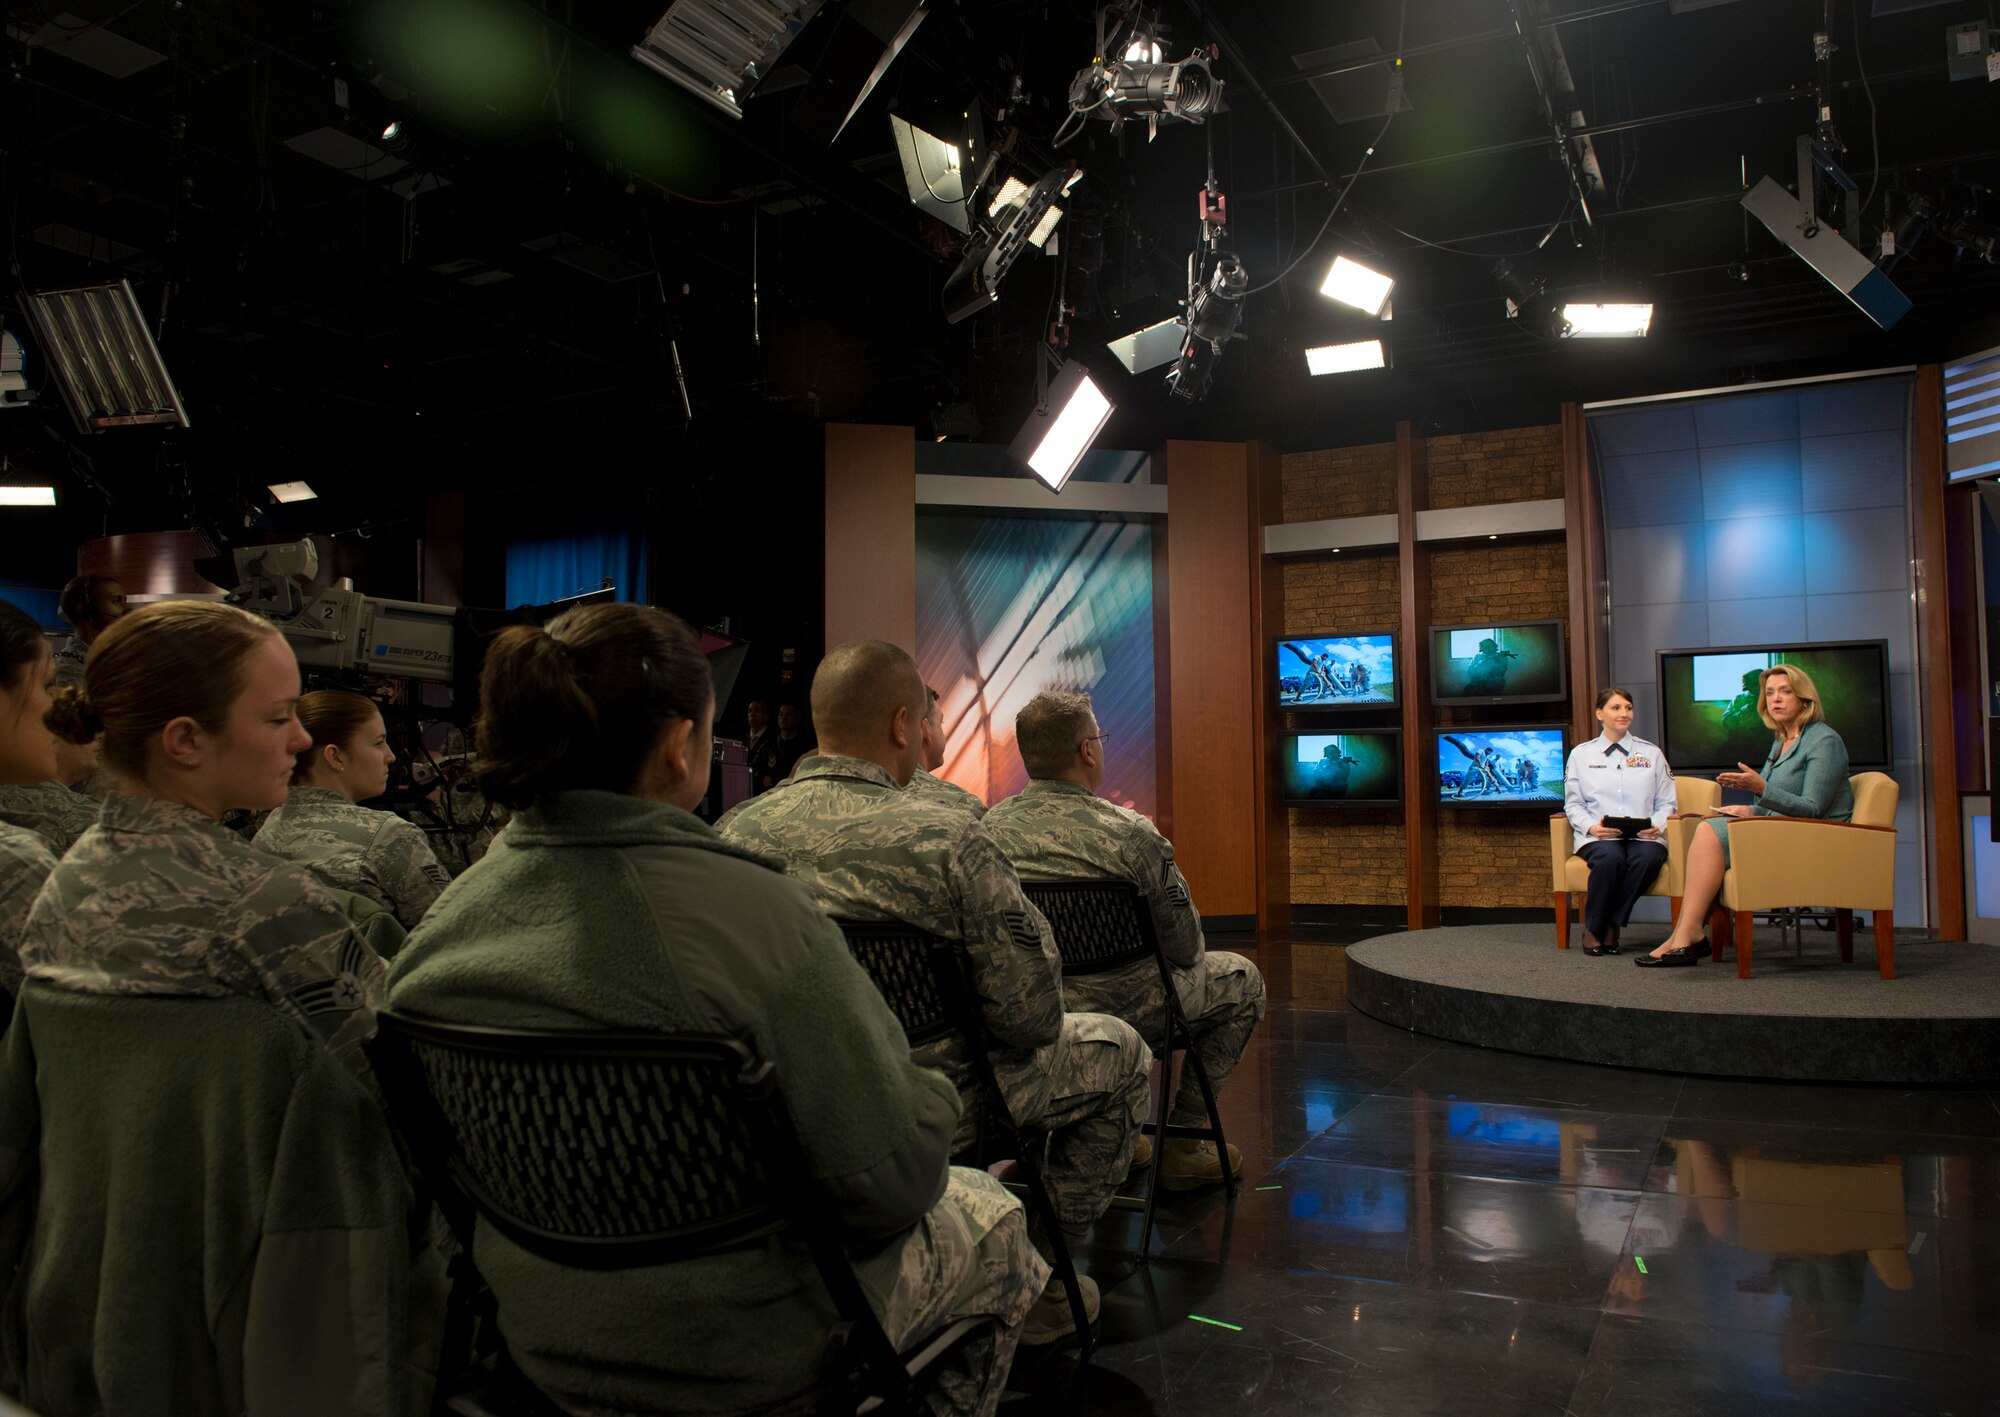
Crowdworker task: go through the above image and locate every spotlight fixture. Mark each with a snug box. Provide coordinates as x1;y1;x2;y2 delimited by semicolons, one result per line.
1105;315;1185;374
1491;255;1568;339
890;103;985;233
943;163;1081;324
1008;357;1113;493
20;279;190;435
0;486;56;506
1164;251;1248;401
1319;255;1394;317
267;480;319;503
1304;339;1387;375
1061;3;1222;145
1559;303;1652;338
631;0;828;121
1741;135;1911;330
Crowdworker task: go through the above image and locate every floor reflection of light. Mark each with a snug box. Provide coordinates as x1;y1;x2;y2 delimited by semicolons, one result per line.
1304;1098;1338;1134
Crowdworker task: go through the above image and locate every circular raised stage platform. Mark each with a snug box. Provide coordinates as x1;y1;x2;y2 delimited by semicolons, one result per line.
1346;925;2000;1084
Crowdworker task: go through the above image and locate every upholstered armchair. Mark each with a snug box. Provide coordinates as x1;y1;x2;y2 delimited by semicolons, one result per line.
1549;776;1721;949
1708;772;1900;979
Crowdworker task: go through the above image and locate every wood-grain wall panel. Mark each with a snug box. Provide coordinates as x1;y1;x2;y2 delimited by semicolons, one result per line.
824;424;916;651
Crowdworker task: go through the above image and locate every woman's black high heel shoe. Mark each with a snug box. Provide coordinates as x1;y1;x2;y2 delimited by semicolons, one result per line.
1634;939;1710;968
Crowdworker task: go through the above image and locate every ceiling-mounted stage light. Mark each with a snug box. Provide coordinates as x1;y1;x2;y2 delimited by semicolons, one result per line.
943;163;1080;324
1164;251;1248;401
268;480;319;503
20;279;190;435
631;0;828;121
1491;254;1569;339
1061;4;1222;145
1106;315;1185;374
1319;255;1394;316
1009;359;1113;493
0;486;56;507
1741;135;1911;331
891;104;985;232
1305;339;1387;375
1560;303;1652;338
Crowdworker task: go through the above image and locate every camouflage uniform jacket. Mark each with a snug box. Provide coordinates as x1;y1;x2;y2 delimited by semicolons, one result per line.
20;792;385;1077
982;778;1205;971
0;820;57;997
254;785;451;930
0;779;100;854
717;753;1065;1100
51;635;86;688
907;767;988;819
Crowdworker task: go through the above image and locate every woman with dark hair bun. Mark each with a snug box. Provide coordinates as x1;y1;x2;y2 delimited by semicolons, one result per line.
391;602;1044;1417
0;600;64;1002
255;689;450;930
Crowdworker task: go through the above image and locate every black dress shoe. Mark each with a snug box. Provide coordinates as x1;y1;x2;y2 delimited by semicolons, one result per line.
1583;941;1621;957
1634;940;1711;968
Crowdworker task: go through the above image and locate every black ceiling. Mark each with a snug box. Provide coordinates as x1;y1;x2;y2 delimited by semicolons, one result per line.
4;0;1999;579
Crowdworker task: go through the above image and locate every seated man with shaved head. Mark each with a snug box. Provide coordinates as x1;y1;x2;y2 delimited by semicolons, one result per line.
983;690;1266;1190
721;641;1151;1348
904;685;986;818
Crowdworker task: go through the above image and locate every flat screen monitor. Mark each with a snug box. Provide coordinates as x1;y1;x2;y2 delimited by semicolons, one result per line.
1277;634;1396;708
1654;641;1892;772
1280;729;1403;807
1429;620;1566;705
1434;726;1566;807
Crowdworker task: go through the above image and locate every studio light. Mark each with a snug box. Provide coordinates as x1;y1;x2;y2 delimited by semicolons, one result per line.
20;279;190;435
788;0;927;146
1164;252;1248;401
1061;4;1222;145
891;108;979;233
1304;339;1387;375
943;163;1080;324
1008;360;1113;493
1741;136;1911;331
631;0;827;121
1106;316;1185;374
1560;303;1652;338
268;481;319;503
1319;255;1394;317
0;486;56;507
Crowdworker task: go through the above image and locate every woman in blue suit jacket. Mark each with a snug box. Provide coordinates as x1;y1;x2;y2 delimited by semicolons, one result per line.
1636;663;1855;967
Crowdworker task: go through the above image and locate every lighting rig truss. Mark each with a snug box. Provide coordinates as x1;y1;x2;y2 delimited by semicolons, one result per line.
1060;2;1223;145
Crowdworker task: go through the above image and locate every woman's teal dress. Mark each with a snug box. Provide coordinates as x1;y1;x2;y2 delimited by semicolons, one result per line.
1706;719;1855;865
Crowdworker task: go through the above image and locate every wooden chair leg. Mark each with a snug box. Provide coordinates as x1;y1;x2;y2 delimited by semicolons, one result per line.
1709;905;1729;963
1874;910;1895;980
1553;891;1570;949
1669;896;1682;928
1735;907;1756;979
1835;908;1854;964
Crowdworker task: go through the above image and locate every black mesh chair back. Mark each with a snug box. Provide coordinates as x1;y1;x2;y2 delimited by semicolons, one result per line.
1019;878;1239;1259
833;918;1096;1359
1023;878;1158;976
369;1010;984;1411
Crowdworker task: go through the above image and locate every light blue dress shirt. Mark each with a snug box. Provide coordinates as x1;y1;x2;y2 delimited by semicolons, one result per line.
1563;733;1677;853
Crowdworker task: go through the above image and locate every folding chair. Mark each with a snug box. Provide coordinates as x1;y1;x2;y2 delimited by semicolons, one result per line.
833;919;1095;1361
368;1011;991;1415
1019;877;1236;1263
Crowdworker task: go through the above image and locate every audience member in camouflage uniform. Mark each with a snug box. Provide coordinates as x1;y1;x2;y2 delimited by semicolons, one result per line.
721;641;1152;1345
984;689;1266;1190
51;573;127;688
905;684;987;818
28;602;385;1078
394;604;1043;1416
0;779;98;854
0;603;65;997
255;690;451;929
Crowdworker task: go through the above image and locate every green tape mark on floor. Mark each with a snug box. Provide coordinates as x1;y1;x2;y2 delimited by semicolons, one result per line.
1188;1314;1244;1331
1634;1256;1649;1274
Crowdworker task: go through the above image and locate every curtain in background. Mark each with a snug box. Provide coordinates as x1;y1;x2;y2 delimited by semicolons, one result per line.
503;529;649;609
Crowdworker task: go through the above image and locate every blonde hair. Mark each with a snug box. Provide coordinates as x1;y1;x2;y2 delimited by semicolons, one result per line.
44;601;281;777
1758;663;1825;732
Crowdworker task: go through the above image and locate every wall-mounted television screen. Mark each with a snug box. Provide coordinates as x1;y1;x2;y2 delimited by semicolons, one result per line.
1277;635;1397;708
1429;621;1566;704
1434;727;1566;807
1655;641;1892;772
1280;730;1403;806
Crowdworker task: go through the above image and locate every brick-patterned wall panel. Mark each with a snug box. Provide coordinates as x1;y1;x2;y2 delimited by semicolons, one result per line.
1281;550;1400;632
1428;538;1568;625
1425;425;1563;509
1279;442;1397;522
1289;810;1406;905
1436;812;1550;907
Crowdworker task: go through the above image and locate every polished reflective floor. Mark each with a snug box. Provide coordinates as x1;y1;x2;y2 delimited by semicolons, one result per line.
1013;933;2000;1416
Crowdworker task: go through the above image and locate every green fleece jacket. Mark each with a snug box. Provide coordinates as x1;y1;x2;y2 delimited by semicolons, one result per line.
0;985;445;1417
387;790;961;1417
